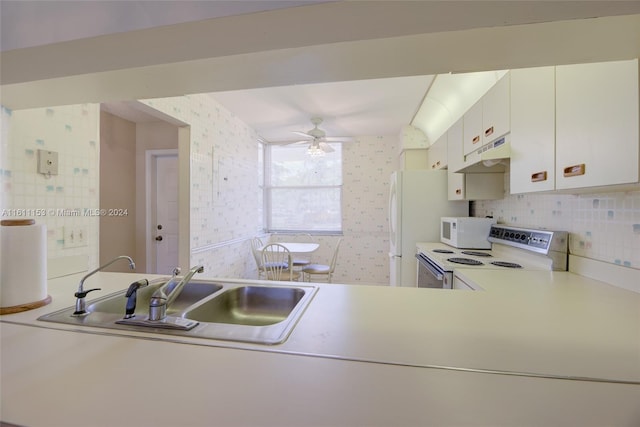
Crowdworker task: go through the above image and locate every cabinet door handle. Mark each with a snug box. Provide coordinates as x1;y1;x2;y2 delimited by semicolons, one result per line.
484;126;494;137
431;164;436;169
436;161;441;166
472;135;480;144
531;171;548;182
455;189;462;195
563;164;586;177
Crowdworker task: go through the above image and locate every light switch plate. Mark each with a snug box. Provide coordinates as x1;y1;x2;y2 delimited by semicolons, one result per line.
37;149;59;175
63;226;87;248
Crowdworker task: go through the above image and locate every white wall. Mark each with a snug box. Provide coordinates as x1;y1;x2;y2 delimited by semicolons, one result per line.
99;111;136;271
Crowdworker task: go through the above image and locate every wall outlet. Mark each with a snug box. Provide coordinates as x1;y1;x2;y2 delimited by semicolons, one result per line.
63;226;87;248
37;149;59;175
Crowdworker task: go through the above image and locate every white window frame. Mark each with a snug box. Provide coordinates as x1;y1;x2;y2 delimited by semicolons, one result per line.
264;143;343;234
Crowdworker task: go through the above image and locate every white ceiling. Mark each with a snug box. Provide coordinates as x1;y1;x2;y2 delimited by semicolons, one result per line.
101;75;435;141
209;75;435;142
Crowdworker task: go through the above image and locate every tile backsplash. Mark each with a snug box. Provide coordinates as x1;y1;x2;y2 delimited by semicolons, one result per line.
473;189;640;269
1;104;100;270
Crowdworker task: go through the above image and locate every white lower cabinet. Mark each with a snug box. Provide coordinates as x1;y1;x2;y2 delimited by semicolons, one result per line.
453;273;482;290
555;59;639;190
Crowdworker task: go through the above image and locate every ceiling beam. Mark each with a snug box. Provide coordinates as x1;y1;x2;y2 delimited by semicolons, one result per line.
1;11;639;110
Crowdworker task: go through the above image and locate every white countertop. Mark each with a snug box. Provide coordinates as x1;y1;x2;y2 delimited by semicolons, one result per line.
2;270;640;426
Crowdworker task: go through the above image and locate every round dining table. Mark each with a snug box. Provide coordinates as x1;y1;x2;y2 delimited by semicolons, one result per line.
259;242;319;254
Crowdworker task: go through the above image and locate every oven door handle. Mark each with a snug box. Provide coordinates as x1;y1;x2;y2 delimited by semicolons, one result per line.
416;253;445;281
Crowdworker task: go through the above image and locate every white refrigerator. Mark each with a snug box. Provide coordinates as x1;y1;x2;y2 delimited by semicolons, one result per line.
389;170;468;286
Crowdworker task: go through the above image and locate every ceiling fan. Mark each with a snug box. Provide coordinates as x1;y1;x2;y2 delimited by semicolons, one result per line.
283;117;353;156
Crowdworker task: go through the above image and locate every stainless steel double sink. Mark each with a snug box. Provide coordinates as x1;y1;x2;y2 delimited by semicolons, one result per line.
38;278;318;345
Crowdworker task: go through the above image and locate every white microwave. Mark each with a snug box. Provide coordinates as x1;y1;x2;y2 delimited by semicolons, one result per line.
440;217;496;249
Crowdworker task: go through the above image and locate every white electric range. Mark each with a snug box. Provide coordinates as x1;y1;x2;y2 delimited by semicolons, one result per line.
416;225;569;289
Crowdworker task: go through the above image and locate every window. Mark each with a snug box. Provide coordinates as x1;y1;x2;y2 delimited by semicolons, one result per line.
265;143;342;233
257;140;265;232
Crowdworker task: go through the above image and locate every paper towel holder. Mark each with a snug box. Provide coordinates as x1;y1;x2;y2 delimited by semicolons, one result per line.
1;219;52;315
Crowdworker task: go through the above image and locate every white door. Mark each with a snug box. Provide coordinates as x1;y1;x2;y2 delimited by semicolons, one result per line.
154;154;179;275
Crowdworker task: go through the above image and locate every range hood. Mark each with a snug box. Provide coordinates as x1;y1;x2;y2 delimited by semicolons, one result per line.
455;134;511;173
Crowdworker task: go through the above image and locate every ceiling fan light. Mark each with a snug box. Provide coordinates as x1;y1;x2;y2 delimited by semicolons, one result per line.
307;145;325;157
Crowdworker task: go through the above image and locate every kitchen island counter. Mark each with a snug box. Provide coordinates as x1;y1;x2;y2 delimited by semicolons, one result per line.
1;270;639;426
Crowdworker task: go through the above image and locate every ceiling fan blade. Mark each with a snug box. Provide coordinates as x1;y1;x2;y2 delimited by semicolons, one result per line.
292;131;313;138
323;136;355;142
319;142;335;153
269;139;309;146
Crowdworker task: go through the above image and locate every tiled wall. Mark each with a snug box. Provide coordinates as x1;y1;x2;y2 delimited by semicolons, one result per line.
140;95;262;279
1;104;100;270
473;181;640;269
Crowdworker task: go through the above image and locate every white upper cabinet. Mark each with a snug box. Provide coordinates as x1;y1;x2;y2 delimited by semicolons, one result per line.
463;73;510;156
463;101;483;156
447;117;503;200
447;118;466;199
510;66;556;194
481;72;510;144
428;133;448;170
555;59;639;190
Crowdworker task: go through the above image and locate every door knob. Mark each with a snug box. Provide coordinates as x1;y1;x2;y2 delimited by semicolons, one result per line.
155;236;163;241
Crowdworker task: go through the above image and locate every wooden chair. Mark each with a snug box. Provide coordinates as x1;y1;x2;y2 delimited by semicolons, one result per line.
261;243;301;281
302;238;342;283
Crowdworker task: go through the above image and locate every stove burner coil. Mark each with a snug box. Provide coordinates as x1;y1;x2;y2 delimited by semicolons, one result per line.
447;257;484;266
491;261;523;269
433;249;455;254
460;251;492;257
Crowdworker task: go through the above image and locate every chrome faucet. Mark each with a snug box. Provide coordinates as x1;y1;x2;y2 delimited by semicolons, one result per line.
73;255;135;316
148;265;204;321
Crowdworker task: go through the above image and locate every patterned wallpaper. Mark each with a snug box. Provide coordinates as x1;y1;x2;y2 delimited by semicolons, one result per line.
137;96;399;285
1;104;100;269
5;99;635;281
340;135;399;284
140;95;262;279
1;98;399;285
473;179;640;269
272;135;399;286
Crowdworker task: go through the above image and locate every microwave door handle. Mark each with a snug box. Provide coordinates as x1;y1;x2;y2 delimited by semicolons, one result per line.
416;254;444;280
